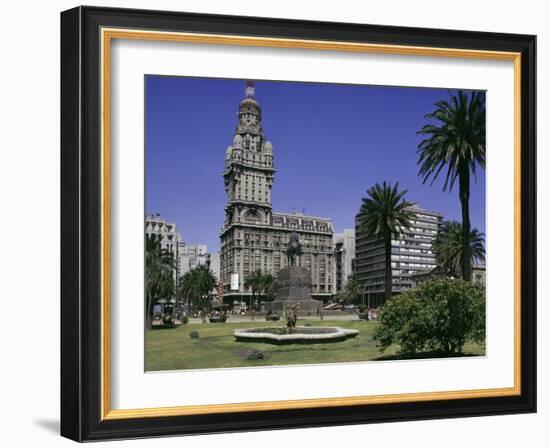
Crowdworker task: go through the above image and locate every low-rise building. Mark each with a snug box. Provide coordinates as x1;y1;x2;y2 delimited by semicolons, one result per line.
410;264;486;288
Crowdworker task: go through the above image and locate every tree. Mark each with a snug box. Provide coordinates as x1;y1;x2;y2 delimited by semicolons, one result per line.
335;288;350;304
260;273;277;302
145;234;175;329
179;265;217;322
374;278;485;355
357;181;414;301
178;270;196;312
180;270;201;315
336;275;361;306
194;265;217;322
417;91;486;281
344;274;362;305
433;220;486;276
244;269;264;313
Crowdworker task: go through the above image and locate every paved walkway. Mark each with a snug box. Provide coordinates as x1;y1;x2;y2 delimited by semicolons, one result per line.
186;314;362;324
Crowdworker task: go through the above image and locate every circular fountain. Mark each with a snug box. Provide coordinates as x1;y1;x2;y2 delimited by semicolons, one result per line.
234;325;358;344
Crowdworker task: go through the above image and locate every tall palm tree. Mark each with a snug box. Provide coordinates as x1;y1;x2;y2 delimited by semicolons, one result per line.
433;220;485;278
358;182;414;301
145;234;175;329
417;90;486;281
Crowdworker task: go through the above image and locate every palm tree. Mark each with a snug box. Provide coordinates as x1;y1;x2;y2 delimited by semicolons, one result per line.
336;275;361;306
179;270;198;313
145;234;175;329
194;265;217;322
417;90;486;281
244;269;264;314
433;220;485;277
344;274;362;305
358;182;414;301
179;265;216;322
259;273;277;303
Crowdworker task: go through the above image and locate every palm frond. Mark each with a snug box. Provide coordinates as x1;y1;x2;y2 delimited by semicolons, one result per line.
416;90;485;193
433;220;486;276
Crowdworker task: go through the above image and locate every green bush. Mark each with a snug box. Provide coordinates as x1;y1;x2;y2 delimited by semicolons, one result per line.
189;330;200;339
181;315;189;324
247;349;264;360
374;279;485;355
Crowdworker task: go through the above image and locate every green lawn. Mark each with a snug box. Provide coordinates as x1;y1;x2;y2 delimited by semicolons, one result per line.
145;318;485;371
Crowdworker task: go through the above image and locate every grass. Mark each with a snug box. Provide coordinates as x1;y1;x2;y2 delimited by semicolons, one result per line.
145;318;485;371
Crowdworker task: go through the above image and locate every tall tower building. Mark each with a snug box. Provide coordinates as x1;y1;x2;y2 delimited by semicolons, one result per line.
222;80;275;231
220;82;334;303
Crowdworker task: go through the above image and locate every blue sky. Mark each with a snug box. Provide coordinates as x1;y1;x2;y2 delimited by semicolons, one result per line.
145;76;485;252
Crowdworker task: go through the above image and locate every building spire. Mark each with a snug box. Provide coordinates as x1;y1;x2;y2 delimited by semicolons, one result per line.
245;80;255;98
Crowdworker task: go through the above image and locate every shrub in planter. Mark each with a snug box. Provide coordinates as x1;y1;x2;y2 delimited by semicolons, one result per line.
181;315;189;324
189;331;200;339
374;278;485;355
247;349;264;360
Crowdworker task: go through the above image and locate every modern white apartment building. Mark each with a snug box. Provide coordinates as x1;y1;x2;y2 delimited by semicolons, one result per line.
354;204;442;306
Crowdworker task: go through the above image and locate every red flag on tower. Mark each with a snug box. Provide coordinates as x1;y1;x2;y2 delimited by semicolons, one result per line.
245;80;255;98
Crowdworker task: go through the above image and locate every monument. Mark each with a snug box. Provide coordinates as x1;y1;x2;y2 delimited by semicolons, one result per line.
265;232;322;315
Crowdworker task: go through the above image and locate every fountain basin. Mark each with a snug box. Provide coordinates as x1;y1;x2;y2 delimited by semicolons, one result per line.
233;326;359;344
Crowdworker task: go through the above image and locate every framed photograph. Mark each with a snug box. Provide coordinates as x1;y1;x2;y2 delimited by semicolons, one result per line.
60;6;536;441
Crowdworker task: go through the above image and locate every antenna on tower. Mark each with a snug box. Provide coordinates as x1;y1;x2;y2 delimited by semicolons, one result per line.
245;80;255;98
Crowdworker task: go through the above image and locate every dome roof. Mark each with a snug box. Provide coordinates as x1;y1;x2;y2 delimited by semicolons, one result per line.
264;141;273;153
239;96;260;112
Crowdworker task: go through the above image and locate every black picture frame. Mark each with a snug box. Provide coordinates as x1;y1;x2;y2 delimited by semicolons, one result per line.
61;5;536;442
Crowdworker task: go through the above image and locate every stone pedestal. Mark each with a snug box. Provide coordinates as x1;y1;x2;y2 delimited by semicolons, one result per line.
265;266;321;315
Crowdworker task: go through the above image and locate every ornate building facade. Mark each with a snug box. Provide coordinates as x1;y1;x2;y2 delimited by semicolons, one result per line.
220;82;334;302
